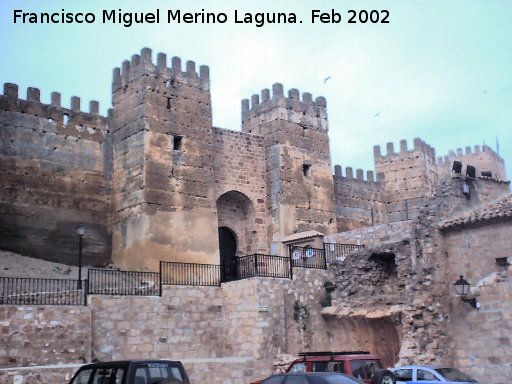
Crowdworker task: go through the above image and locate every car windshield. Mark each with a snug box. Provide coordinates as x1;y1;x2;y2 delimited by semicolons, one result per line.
134;362;188;384
350;360;383;380
434;368;477;382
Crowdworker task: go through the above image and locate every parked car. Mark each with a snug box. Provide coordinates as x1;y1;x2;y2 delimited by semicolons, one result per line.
390;365;478;384
260;372;367;384
68;359;190;384
251;351;395;384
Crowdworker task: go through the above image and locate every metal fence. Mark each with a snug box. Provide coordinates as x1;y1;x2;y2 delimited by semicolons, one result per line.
324;243;365;263
289;246;327;269
0;277;87;306
87;269;161;296
161;261;221;286
235;254;292;280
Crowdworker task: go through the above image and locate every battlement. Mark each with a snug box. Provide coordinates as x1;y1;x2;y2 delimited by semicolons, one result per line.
112;47;210;93
373;137;435;162
0;83;109;141
241;84;328;133
437;144;505;165
333;165;383;184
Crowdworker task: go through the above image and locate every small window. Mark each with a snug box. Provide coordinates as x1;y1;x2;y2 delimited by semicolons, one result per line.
394;369;413;382
417;369;440;381
70;369;93;384
289;362;306;373
63;114;69;125
496;257;510;271
173;135;183;151
303;163;311;177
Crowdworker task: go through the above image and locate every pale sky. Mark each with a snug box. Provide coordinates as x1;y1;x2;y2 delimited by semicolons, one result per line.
1;0;511;178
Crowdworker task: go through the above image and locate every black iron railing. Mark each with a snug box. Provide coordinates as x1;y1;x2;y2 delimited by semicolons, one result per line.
289;246;327;269
235;254;292;281
0;277;87;306
87;269;161;296
324;243;365;263
161;261;221;286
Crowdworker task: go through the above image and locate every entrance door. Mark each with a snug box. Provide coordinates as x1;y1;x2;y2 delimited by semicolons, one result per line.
219;227;237;282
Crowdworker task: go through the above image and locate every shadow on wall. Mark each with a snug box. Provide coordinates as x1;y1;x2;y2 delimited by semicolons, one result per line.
323;316;400;368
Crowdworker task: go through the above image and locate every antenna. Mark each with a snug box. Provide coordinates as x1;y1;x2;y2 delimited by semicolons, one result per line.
496;136;500;155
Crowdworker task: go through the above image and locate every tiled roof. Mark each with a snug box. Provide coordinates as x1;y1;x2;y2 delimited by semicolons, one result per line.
439;194;512;229
282;230;324;243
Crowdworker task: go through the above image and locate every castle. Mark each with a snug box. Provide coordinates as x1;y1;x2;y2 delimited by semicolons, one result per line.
1;48;511;384
0;47;506;272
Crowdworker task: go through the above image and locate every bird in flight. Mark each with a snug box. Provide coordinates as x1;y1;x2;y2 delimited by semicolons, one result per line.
324;76;331;84
373;111;381;118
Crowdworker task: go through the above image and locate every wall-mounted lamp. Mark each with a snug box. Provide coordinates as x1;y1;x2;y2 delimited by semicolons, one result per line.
453;275;479;309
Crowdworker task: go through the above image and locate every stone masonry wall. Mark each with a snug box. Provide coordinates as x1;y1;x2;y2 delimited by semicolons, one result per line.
213;128;269;254
0;306;91;368
0;84;111;267
111;48;218;271
241;85;337;255
0;267;344;384
374;138;438;223
443;220;512;384
437;144;506;180
324;220;414;247
333;165;387;231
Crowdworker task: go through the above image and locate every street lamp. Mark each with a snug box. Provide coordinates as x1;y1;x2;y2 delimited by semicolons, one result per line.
453;275;478;308
76;223;86;289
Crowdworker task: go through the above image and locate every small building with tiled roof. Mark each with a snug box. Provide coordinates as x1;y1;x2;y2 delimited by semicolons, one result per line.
439;194;512;230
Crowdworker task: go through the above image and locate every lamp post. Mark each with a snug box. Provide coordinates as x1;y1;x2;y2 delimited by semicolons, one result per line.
453;275;478;308
76;223;86;289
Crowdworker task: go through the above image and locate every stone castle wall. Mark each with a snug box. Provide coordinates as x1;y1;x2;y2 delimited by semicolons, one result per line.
437;144;506;180
1;48;509;268
241;85;337;255
213;128;269;255
0;306;91;368
0;269;345;384
0;84;111;267
443;221;512;382
332;165;387;231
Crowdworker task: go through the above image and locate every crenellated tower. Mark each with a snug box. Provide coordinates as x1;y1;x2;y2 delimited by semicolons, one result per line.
374;138;438;222
436;145;506;180
111;48;218;270
241;84;337;255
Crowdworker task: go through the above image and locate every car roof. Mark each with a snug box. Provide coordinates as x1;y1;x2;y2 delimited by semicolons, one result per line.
79;360;182;369
391;366;448;370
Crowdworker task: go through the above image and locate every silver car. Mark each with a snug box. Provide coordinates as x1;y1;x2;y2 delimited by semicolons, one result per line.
390;365;478;384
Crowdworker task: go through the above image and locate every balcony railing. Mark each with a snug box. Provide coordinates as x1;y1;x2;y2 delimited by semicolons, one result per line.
289;246;327;269
87;268;161;296
161;262;221;287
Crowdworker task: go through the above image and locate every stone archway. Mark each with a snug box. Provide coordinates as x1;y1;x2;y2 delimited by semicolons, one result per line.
216;190;256;257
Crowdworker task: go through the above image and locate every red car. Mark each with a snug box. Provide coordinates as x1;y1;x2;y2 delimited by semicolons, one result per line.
252;351;395;384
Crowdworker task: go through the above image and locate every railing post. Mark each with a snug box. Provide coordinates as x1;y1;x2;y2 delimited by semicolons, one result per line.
254;254;259;277
84;279;89;306
159;261;163;296
289;253;293;280
322;247;328;270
